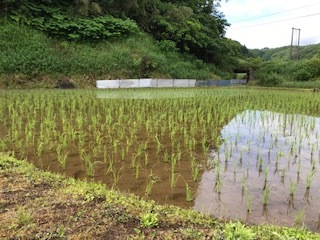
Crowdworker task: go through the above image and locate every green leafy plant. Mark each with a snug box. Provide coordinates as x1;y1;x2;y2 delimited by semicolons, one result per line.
224;221;255;240
140;212;159;228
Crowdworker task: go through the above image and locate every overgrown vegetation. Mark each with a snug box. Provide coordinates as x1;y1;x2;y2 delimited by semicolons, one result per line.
246;44;320;87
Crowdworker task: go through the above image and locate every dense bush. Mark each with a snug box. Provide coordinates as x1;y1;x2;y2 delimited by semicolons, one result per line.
258;73;284;87
31;15;139;41
292;58;320;81
254;57;320;85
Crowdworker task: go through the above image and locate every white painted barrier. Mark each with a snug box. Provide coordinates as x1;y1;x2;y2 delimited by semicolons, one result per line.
139;78;152;87
120;79;139;88
157;79;174;87
96;79;247;89
96;79;196;88
96;80;120;88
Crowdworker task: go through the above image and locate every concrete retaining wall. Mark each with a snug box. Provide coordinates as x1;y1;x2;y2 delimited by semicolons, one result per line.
96;79;246;89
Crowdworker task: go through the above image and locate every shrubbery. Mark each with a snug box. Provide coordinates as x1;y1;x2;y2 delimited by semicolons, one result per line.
254;57;320;87
31;15;139;41
292;58;320;81
258;73;284;87
4;2;139;42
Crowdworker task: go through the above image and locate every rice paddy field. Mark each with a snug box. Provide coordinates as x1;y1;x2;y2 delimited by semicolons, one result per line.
1;87;320;232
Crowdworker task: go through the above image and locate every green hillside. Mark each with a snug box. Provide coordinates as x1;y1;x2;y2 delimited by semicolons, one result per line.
249;43;320;61
0;0;246;88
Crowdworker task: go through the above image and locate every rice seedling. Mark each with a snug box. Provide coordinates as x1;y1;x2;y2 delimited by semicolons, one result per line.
306;170;314;190
144;152;149;166
233;160;238;174
294;208;306;228
311;160;316;171
264;166;270;184
154;135;162;154
263;185;271;206
280;168;286;183
241;173;246;191
170;156;179;189
80;150;95;177
215;175;223;194
163;150;169;163
145;171;160;196
192;164;200;181
239;151;243;166
36;140;44;157
246;190;252;213
297;159;301;174
57;149;69;171
85;161;94;178
258;155;263;173
130;155;137;168
289;180;297;197
185;182;192;202
135;162;141;180
274;154;279;172
112;166;123;186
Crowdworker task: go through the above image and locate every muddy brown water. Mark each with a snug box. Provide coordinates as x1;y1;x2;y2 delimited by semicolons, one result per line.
26;134;203;209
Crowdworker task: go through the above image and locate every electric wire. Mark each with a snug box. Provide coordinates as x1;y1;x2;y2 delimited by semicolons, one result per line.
230;2;320;23
233;13;320;29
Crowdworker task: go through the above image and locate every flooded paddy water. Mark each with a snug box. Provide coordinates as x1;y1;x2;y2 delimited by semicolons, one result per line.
1;88;320;231
194;110;320;231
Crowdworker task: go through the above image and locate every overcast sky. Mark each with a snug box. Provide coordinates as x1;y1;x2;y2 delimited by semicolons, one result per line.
219;0;320;49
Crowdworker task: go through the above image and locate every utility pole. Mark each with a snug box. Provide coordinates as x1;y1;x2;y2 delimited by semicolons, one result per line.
290;28;301;60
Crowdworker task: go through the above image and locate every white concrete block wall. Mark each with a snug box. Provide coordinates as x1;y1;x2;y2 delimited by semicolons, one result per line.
188;80;196;87
96;80;120;88
173;79;190;87
150;79;158;87
96;79;245;88
120;79;139;88
139;78;152;87
157;79;174;87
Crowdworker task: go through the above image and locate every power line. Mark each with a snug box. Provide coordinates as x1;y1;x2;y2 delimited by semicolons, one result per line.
233;13;320;29
231;2;320;24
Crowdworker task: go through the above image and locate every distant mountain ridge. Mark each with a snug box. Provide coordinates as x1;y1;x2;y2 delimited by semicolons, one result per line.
249;43;320;61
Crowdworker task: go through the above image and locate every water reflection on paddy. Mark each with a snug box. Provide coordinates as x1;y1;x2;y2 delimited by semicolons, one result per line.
194;110;320;231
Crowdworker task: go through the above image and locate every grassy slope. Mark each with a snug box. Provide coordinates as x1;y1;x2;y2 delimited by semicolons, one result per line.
0;21;225;89
1;153;319;239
